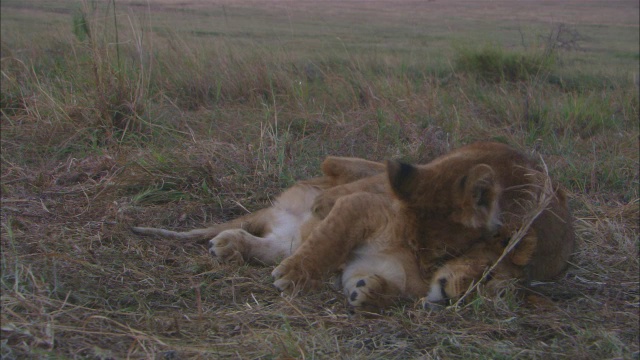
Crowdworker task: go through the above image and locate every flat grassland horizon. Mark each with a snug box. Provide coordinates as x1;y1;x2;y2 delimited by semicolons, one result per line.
1;0;638;358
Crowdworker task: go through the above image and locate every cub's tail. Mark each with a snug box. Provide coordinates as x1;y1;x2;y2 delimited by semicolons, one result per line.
131;226;221;241
132;207;270;242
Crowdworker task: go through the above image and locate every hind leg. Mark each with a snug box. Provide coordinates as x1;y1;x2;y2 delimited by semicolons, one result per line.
320;156;386;185
311;157;387;219
209;228;301;266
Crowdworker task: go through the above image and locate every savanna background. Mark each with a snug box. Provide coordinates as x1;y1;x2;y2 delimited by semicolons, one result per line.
1;0;638;358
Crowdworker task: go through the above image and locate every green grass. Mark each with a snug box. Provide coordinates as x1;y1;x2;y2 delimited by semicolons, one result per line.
1;0;638;358
453;44;555;82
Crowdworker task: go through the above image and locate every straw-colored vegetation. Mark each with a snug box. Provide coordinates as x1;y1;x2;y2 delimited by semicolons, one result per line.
1;0;638;358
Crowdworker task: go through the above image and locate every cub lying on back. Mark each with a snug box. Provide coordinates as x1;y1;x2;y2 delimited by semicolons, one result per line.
133;142;575;309
132;156;386;265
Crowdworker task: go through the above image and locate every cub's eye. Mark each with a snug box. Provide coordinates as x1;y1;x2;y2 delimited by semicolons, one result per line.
474;186;491;207
459;175;467;190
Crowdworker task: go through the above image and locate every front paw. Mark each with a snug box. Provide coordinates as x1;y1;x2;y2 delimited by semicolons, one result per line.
208;230;248;265
272;258;320;293
422;277;451;310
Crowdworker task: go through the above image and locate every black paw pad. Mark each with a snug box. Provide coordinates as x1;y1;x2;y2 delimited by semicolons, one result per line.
356;279;366;287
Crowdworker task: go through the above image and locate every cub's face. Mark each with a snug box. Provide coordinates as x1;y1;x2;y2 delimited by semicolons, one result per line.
386;157;532;304
387;160;502;234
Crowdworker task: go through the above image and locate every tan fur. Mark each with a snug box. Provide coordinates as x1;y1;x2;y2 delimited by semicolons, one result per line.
272;142;575;307
420;146;576;304
131;157;386;267
133;142;575;309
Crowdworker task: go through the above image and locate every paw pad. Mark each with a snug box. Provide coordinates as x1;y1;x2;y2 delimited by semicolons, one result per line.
343;274;390;310
208;231;246;265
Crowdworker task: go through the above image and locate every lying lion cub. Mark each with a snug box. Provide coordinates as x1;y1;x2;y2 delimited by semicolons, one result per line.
133;142;575;309
132;156;386;265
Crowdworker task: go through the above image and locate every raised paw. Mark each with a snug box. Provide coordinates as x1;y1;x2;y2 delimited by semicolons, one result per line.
208;230;249;265
343;274;392;310
423;246;499;308
271;257;320;294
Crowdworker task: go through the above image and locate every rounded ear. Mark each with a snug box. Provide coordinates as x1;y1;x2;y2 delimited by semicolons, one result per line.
454;164;501;229
386;160;418;201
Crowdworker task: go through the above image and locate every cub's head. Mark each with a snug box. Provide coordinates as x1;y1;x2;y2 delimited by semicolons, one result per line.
386;160;502;231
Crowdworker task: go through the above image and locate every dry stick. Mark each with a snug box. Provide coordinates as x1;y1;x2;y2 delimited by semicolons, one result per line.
453;158;555;307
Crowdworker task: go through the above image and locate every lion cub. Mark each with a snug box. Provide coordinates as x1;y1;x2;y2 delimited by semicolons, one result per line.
132;156;386;264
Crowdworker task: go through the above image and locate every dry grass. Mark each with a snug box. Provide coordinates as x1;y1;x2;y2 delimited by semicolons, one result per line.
1;0;639;358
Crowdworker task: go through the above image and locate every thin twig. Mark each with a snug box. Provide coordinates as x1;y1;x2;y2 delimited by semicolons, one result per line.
454;157;555;307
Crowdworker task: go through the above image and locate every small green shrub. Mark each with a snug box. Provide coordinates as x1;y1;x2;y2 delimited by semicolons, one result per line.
454;45;554;83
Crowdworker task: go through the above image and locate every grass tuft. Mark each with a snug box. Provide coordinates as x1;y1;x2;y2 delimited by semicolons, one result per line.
454;44;554;83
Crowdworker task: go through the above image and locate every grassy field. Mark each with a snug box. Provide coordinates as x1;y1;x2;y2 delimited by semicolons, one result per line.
1;0;638;358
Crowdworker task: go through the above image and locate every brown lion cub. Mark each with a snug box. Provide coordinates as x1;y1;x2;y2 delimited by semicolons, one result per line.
133;142;575;309
271;142;575;307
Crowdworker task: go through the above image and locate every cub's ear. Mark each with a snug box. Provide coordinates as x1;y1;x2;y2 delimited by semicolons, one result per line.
453;164;501;229
387;160;418;201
